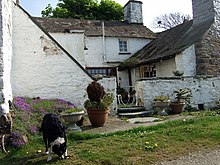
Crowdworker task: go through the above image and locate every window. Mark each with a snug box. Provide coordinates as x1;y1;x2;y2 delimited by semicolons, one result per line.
119;39;128;52
86;67;116;77
140;65;156;78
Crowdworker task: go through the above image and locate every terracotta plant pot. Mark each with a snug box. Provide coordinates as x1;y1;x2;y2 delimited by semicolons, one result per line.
170;102;185;114
87;109;109;127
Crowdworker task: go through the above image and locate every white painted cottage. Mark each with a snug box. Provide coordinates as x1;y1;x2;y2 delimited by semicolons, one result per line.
10;0;154;113
119;0;220;109
0;0;219;114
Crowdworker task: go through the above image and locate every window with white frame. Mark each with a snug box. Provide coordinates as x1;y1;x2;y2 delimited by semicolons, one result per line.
119;39;128;53
140;65;156;78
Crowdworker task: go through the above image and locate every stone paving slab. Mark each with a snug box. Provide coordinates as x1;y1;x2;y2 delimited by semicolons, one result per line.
128;117;160;124
80;115;194;134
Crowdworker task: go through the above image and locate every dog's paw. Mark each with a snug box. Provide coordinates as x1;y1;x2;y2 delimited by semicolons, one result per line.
65;156;70;159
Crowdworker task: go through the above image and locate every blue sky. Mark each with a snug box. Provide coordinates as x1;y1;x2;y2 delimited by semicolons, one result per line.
19;0;192;30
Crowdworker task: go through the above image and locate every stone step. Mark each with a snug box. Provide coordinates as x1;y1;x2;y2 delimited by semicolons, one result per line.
117;110;153;118
117;106;145;113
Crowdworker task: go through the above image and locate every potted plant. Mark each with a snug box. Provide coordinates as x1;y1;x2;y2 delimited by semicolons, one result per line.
84;81;113;127
61;108;84;131
170;88;192;114
153;95;170;107
153;95;170;115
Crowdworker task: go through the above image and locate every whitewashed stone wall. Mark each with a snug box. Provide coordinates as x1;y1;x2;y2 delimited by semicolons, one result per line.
11;4;93;108
156;59;176;77
156;45;196;77
119;44;196;88
0;0;13;113
51;33;85;66
136;77;220;110
52;33;150;68
175;45;196;77
98;77;117;115
105;37;150;62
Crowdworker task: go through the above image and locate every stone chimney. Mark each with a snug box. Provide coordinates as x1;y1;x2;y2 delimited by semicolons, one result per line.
192;0;217;26
124;0;143;24
0;0;13;114
192;0;220;76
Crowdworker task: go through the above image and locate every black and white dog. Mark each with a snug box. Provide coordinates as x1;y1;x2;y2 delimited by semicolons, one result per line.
39;114;67;161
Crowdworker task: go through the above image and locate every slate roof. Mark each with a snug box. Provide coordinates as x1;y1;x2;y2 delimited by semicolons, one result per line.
33;17;155;39
118;19;214;71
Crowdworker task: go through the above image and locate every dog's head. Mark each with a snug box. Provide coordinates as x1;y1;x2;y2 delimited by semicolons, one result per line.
52;143;67;159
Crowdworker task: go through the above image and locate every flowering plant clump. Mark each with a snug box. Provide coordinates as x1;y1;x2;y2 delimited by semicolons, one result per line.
144;141;158;151
8;132;27;148
11;96;79;148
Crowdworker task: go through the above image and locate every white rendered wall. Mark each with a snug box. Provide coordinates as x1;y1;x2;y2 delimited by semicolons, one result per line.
84;37;106;67
156;59;176;77
12;4;92;107
175;45;196;76
136;77;220;110
52;32;150;67
0;0;13;113
98;77;117;115
105;37;150;62
51;33;85;66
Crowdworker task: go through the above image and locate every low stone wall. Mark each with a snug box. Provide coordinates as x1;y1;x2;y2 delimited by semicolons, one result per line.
98;77;117;115
136;76;220;110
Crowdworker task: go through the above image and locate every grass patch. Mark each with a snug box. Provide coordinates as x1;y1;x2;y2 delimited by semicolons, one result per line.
1;98;220;164
1;115;220;164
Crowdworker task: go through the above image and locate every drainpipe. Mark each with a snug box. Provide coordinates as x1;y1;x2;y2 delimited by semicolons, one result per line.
128;69;132;92
102;21;106;62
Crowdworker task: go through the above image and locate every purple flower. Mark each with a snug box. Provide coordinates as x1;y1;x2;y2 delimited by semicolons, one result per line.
29;125;37;134
9;131;26;148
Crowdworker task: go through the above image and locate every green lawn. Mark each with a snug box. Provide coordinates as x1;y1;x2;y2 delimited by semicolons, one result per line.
1;111;220;165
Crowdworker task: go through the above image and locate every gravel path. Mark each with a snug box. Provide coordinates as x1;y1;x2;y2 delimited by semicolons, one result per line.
155;146;220;165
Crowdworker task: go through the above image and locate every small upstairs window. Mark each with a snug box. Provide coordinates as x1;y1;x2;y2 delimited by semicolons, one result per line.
119;39;128;53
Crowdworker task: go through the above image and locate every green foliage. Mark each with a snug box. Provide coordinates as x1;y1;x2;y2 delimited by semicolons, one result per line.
84;81;113;110
84;93;113;110
172;70;184;76
173;88;192;103
184;104;199;112
153;95;169;102
41;0;124;21
62;108;83;114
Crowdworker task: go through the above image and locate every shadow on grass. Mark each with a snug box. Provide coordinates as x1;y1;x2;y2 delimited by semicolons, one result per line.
1;152;65;165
